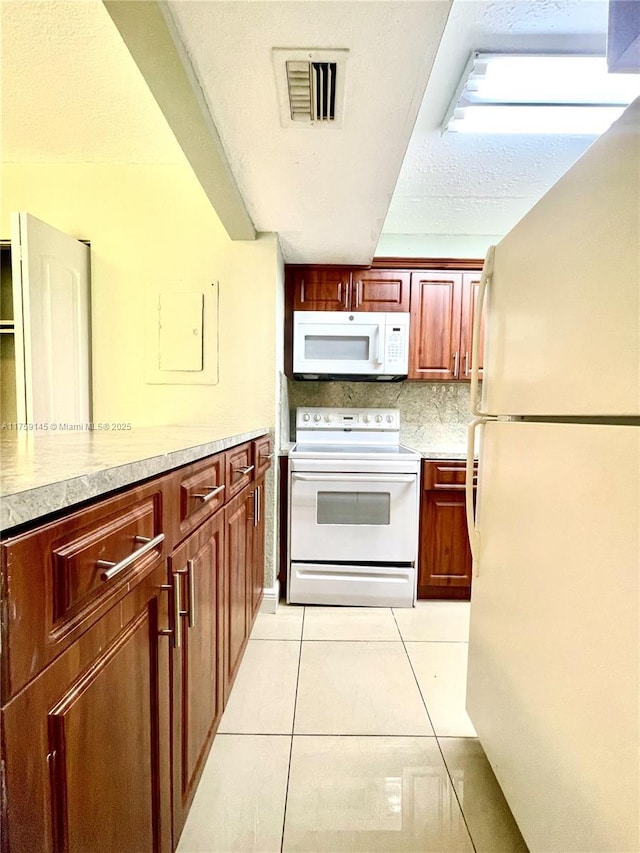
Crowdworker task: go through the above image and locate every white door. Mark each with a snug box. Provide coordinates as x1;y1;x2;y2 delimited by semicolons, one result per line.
468;420;639;852
11;213;91;424
289;471;418;563
480;101;639;417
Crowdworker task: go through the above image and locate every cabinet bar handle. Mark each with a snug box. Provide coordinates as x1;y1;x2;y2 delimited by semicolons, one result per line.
159;583;175;642
187;559;196;629
97;533;165;581
174;578;184;648
259;452;274;460
464;351;470;376
192;484;225;502
452;351;459;379
235;465;254;476
256;485;261;525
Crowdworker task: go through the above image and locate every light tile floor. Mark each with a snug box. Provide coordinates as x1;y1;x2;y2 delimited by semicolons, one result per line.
177;601;528;853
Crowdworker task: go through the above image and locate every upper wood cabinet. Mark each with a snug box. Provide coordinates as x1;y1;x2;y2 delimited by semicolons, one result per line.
290;267;410;312
409;270;484;381
351;270;410;311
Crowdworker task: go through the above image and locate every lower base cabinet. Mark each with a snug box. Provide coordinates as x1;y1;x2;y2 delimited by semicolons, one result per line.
0;436;271;853
170;510;224;842
418;460;476;601
223;485;253;703
1;560;172;853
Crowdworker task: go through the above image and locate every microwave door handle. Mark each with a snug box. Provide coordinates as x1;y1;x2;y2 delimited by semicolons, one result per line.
376;328;384;364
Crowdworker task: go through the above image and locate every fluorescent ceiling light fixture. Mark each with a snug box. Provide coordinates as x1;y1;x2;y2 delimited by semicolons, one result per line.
443;53;640;135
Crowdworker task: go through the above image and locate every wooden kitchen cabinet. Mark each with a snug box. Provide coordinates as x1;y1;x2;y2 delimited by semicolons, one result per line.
222;483;253;702
1;559;172;853
1;432;271;853
418;459;477;600
289;266;410;312
169;509;224;842
251;474;266;622
409;270;484;381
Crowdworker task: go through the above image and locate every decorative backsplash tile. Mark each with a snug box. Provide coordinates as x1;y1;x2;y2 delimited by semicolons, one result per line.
287;380;472;453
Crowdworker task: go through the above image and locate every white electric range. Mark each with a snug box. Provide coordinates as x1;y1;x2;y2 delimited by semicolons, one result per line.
287;407;421;607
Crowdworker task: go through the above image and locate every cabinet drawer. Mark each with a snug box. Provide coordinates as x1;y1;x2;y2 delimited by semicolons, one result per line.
175;452;226;541
253;435;273;478
225;443;255;500
1;479;167;701
423;459;477;491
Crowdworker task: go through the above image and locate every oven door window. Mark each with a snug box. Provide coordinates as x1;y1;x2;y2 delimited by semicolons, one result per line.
317;491;390;526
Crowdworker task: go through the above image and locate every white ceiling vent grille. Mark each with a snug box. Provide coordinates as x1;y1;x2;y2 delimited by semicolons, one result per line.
273;49;348;128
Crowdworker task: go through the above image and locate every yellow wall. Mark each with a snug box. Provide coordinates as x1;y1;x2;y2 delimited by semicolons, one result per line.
1;162;279;433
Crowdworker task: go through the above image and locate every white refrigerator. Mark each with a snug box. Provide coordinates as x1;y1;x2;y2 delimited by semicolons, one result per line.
465;99;640;852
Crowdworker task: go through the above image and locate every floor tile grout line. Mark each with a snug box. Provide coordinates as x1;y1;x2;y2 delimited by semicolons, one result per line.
280;605;305;853
391;608;479;853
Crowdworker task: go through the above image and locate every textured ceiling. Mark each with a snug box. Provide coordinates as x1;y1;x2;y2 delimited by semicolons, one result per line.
1;0;620;262
382;0;611;242
165;1;452;264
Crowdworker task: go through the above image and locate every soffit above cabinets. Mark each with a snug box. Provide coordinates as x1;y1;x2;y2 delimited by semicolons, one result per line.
164;1;453;264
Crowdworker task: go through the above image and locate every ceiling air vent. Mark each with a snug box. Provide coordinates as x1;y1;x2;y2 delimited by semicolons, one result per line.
273;49;348;128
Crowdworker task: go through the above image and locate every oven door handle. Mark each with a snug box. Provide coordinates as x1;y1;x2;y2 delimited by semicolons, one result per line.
292;473;416;484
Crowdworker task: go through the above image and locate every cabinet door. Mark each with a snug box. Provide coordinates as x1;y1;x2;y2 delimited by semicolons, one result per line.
352;270;410;312
222;487;253;701
418;489;472;600
250;476;266;623
409;271;463;380
170;511;224;843
291;267;351;311
1;562;171;853
460;272;485;380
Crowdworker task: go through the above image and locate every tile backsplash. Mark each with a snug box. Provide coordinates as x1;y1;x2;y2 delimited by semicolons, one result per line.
287;380;472;453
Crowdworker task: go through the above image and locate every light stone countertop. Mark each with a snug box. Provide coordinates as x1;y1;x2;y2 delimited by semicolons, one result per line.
0;425;268;532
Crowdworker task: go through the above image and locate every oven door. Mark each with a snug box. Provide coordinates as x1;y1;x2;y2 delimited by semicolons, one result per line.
290;471;418;563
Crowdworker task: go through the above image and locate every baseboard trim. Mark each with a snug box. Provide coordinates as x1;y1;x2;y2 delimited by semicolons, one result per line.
260;580;280;614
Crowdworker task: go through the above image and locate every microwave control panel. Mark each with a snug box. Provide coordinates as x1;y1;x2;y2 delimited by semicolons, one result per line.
386;325;407;365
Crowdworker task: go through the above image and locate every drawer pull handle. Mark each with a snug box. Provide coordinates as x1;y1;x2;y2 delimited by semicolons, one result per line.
97;533;165;581
259;452;274;460
234;464;254;477
192;484;225;502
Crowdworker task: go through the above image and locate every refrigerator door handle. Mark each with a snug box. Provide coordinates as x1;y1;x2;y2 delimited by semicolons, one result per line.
466;417;490;574
470;245;495;418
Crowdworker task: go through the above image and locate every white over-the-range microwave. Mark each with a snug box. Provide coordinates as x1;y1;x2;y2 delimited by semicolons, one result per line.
292;311;410;380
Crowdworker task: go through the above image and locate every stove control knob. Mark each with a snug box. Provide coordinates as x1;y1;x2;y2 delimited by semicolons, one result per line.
375;415;383;423
313;414;322;422
386;415;394;423
302;413;310;422
363;415;370;423
325;414;333;422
